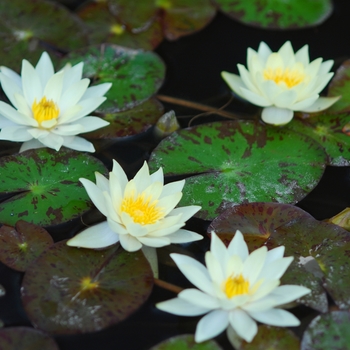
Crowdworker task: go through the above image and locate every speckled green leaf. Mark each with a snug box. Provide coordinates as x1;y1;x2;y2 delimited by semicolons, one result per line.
150;334;222;350
149;121;327;220
230;325;300;350
160;0;216;40
214;0;333;29
0;327;59;350
0;0;88;70
328;60;350;113
77;1;163;50
0;148;107;227
286;114;350;166
0;221;53;272
208;202;328;312
21;241;153;334
301;311;350;350
85;98;164;139
62;44;165;113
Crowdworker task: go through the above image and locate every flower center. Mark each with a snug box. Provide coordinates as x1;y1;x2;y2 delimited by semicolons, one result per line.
121;193;163;225
32;96;60;125
223;274;250;298
80;277;99;291
263;67;305;88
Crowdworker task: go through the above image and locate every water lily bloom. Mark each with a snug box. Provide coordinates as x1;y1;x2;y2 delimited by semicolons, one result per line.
67;160;202;252
0;52;111;152
221;41;340;125
156;231;310;343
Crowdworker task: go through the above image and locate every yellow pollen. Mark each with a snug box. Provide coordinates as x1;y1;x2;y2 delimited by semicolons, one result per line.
110;24;125;35
32;97;60;125
223;274;250;298
263;67;305;88
121;193;163;225
80;277;99;291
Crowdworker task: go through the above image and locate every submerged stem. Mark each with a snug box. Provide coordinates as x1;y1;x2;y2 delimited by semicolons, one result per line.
154;278;183;294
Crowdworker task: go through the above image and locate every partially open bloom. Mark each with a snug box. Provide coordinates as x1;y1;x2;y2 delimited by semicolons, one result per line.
0;52;111;152
67;160;202;252
156;231;310;343
222;41;340;125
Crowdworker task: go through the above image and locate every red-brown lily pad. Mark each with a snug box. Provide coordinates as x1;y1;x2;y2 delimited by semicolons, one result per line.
85;98;164;139
150;334;223;349
21;241;153;334
0;327;59;350
0;220;53;272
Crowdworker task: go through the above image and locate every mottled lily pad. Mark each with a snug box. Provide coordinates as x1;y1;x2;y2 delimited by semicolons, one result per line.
0;0;88;70
150;334;223;349
21;241;153;334
85;98;164;139
149;121;327;220
77;1;163;50
62;44;165;113
208;202;328;312
0;221;53;272
0;327;59;350
214;0;333;29
0;148;107;227
287;113;350;166
328;59;350;113
301;311;350;350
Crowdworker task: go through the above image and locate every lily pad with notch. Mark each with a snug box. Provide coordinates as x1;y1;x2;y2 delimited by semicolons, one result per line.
21;241;153;334
149;120;327;220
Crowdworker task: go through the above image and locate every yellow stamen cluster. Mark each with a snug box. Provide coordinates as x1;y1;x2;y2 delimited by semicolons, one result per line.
263;67;305;88
223;274;250;298
121;193;163;225
80;277;99;291
32;96;60;125
110;24;125;35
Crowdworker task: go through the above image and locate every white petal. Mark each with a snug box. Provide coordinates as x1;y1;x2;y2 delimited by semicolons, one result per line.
290;94;319;111
137;236;170;248
141;245;158;278
19;139;44;152
179;288;220;309
80;178;108;216
264;246;285;264
261;106;294;125
122;213;149;237
43;71;64;102
150;166;164;184
52;123;84;136
156;297;210;316
0;115;16;128
112;159;129;192
62;136;95;152
295;44;309;66
318;60;334;75
272;89;298;108
66;221;119;248
227;230;249;261
221;71;246;99
157;192;182;216
205;251;225;285
237;65;260;95
0;101;37;126
133;161;151;192
95;172;109;192
0;125;32;141
167;229;203;243
311;73;334;95
257;42;272;65
0;72;23;108
240;87;271;107
269;285;311;305
21;59;42;105
278;41;295;67
59;78;90;113
300;96;340;112
243;246;267;285
119;234;142;252
61;62;84;90
229;309;258;343
81;83;112;100
107;218;127;234
195;310;229;342
258;256;293;281
305;58;322;79
169;205;201;222
35;52;55;89
249;308;300;327
210;232;230;274
14;93;32;117
160;180;185;198
38;133;64;151
265;53;284;70
0;66;22;87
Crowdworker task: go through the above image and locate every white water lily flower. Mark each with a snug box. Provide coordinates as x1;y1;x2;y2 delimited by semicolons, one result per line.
222;41;340;125
156;231;310;343
67;160;202;252
0;52;111;152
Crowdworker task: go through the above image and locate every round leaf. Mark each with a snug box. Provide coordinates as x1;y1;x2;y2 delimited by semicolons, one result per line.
0;148;107;227
301;311;350;350
214;0;333;29
21;241;153;334
287;114;350;166
149;121;327;220
0;327;59;350
62;44;166;113
0;221;53;272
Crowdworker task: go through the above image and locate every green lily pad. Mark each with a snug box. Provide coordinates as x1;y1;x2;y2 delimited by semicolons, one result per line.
159;0;216;40
287;113;350;166
62;44;165;113
214;0;333;29
0;220;53;272
328;59;350;113
85;98;164;139
301;311;350;350
77;1;164;50
0;148;107;227
21;241;153;334
0;0;88;70
0;327;59;350
229;325;300;350
208;202;328;312
150;334;223;350
149;120;327;220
